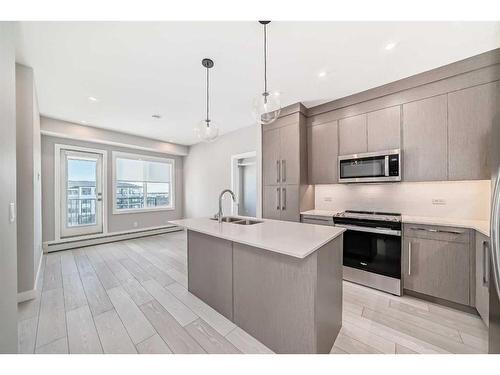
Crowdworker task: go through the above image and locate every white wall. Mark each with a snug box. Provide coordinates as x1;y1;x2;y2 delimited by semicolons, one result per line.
184;125;258;218
0;21;18;353
315;180;491;220
16;64;43;296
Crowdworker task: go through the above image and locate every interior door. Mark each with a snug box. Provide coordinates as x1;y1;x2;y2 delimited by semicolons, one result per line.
60;149;104;238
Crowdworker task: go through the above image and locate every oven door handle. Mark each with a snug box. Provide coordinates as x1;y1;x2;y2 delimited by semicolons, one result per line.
335;224;401;236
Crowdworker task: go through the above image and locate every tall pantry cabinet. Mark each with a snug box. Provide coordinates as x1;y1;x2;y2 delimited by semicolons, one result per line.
262;104;313;222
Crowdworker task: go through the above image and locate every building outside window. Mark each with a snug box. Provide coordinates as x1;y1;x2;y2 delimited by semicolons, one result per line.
66;181;97;226
113;152;174;213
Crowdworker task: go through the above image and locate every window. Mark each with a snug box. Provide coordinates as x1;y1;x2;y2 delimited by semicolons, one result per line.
113;152;174;213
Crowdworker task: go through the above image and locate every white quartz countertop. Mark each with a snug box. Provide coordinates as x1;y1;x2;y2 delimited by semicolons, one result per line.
300;209;340;217
300;210;490;237
402;215;490;237
169;217;345;259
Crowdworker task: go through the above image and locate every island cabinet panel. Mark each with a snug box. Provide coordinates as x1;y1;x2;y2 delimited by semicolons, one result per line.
402;95;448;182
307;120;338;184
187;231;233;320
447;82;499;181
338;113;367;155
367;106;401;152
403;225;471;306
475;232;490;326
232;236;343;354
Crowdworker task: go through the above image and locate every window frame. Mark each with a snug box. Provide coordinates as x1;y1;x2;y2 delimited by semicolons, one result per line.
112;151;175;214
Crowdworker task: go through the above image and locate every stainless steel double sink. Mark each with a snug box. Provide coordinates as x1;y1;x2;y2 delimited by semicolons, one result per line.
210;217;263;225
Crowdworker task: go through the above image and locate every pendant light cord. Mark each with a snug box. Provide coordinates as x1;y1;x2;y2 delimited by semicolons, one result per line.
263;23;268;94
206;65;210;125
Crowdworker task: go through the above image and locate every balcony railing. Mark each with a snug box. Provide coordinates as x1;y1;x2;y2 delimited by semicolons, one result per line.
67;198;96;226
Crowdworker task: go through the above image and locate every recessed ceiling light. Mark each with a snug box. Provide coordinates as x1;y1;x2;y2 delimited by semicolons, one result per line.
318;71;327;78
152;114;162;119
80;120;88;124
87;96;98;102
385;42;397;51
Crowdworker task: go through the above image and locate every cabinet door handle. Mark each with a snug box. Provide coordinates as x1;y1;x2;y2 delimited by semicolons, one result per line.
276;187;280;210
281;188;286;210
483;241;489;287
276;160;281;183
408;241;412;276
282;160;286;182
409;227;464;235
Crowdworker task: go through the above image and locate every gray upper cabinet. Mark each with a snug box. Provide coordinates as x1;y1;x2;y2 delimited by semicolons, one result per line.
262;127;281;186
448;82;499;181
403;95;448;182
279;123;301;185
307;121;338;184
338;114;367;155
475;232;490;326
367;106;401;152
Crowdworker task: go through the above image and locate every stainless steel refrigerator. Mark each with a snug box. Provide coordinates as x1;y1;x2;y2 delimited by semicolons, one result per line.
489;112;500;353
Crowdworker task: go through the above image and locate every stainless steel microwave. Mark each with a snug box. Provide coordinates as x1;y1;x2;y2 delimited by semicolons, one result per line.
338;149;401;183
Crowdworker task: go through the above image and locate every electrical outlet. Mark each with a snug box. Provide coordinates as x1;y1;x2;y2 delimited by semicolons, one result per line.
432;199;446;205
324;197;333;202
133;221;138;228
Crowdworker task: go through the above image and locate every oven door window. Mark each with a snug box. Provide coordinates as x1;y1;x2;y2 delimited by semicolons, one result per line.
340;156;386;179
343;230;401;279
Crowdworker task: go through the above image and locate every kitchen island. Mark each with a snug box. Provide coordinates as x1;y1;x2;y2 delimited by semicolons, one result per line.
169;217;345;354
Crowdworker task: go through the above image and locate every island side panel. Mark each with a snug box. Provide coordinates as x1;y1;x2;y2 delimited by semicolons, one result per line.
315;236;343;353
187;230;233;320
232;243;317;353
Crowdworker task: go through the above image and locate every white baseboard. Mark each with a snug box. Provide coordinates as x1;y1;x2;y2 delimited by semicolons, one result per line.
43;225;183;252
17;249;44;303
17;289;38;303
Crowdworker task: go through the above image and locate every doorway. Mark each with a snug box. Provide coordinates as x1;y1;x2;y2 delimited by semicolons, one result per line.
55;145;107;239
231;151;257;217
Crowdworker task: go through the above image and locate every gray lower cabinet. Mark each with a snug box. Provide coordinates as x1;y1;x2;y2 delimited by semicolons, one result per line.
338;113;367;155
447;81;499;181
263;185;281;220
475;232;490;325
403;224;471;305
367;106;401;152
402;95;448;182
307;120;338;184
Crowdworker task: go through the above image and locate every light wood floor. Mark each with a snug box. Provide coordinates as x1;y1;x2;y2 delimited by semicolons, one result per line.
17;231;488;354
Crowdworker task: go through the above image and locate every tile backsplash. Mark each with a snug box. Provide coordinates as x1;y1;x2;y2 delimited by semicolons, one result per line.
315;180;491;220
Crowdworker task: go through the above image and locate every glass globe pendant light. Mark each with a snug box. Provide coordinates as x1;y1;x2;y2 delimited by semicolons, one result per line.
252;20;281;125
195;58;219;142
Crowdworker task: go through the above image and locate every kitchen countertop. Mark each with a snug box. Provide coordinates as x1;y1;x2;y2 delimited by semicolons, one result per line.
402;215;490;237
169;217;345;259
300;210;490;237
300;209;341;217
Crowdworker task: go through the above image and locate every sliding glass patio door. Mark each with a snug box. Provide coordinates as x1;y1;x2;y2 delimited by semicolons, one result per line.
60;149;104;238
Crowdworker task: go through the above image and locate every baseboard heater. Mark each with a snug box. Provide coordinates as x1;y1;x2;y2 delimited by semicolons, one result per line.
43;225;183;252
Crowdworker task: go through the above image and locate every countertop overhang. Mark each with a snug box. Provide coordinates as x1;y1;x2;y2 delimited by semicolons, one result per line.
169;217;345;259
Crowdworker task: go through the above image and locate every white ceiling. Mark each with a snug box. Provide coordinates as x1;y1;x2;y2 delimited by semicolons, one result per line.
16;21;500;145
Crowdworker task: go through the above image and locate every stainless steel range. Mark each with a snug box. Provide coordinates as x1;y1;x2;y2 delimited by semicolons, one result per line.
334;210;402;295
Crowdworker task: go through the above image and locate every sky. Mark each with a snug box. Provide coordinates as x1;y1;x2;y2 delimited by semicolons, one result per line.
68;159;96;182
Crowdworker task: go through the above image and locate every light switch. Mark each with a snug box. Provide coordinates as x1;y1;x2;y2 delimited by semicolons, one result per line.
432;199;446;205
9;202;15;223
